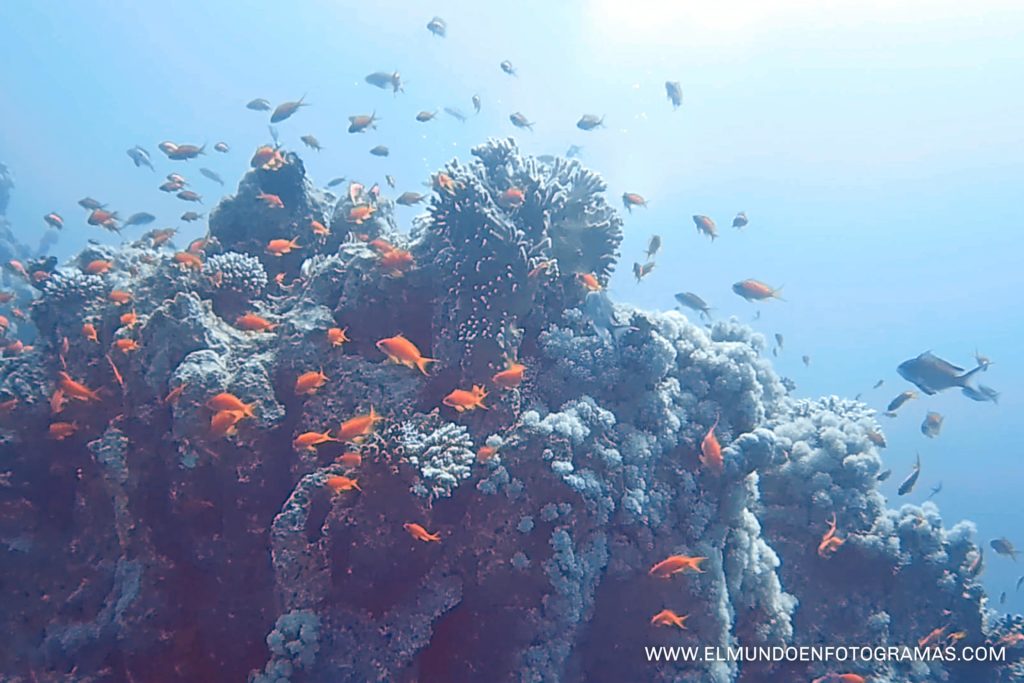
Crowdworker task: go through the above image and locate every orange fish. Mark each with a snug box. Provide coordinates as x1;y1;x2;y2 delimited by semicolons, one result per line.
699;416;723;473
113;338;139;353
492;361;526;389
376;334;436;375
368;238;394;254
82;322;99;343
443;385;488;412
622;193;647;212
379;248;414;276
575;272;602;292
49;421;78;440
0;315;8;332
148;228;177;246
266;237;301;255
0;290;13;303
325;475;361;493
811;676;866;683
84;259;114;275
337;406;383;443
7;260;29;279
434;172;459;195
692;215;718;241
732;279;784;302
918;626;947;649
119;311;138;327
347;204;375;224
0;397;18;412
250;145;285;170
294;369;328;395
498;187;526;209
235;313;277;332
108;290;133;305
528;259;556;278
187;237;212;254
173;251;203;270
58;371;102;402
164;383;187;405
205;392;256;417
817;513;845;559
310;219;330;238
210;409;246;438
105;354;124;388
649;554;707;579
327;327;350;347
996;633;1024;647
404;522;441;543
476;446;498;463
49;389;67;415
257;192;284;209
650;610;689;630
337;451;363;468
293;430;340;452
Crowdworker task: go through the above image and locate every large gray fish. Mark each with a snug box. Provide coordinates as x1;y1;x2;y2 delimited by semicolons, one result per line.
674;292;712;320
577;114;604;131
583;291;631;343
123;212;156;227
126;145;153;171
365;71;403;93
270;96;308;123
199;168;224;186
246;98;271;111
897;351;984;395
991;537;1019;561
897;453;921;495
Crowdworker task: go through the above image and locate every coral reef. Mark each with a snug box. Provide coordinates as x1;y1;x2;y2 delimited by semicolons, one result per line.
0;144;1019;683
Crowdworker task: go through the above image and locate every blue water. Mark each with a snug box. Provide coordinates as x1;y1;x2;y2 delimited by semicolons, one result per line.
1;0;1022;608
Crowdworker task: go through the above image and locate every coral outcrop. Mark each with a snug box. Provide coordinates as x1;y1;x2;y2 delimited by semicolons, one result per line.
0;144;1019;683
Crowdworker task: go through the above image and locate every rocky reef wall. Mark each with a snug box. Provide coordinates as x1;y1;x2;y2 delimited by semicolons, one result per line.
0;143;1020;683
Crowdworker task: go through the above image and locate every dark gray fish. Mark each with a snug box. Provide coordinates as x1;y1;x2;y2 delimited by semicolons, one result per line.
872;379;885;389
199;168;224;186
270;96;308;123
509;112;533;130
536;155;556;164
444;107;467;123
416;110;437;122
214;142;229;153
177;190;202;203
385;175;396;189
927;481;942;500
577;114;604;131
181;211;204;222
395;192;426;206
665;81;683;109
674;292;712;320
632;261;655;283
774;333;784;351
327;177;346;188
123;212;156;227
866;429;886;448
426;16;446;37
991;538;1019;561
126;145;153;171
802;355;810;366
732;211;748;229
78;197;106;210
583;291;631;343
566;145;583;158
365;71;403;93
472;94;481;114
897;453;921;496
876;469;892;482
369;145;389;157
962;385;999;404
921;412;943;438
1001;591;1007;605
300;135;322;151
897;351;985;395
645;235;661;259
887;390;918;412
500;60;517;76
246;98;271;111
1016;575;1023;591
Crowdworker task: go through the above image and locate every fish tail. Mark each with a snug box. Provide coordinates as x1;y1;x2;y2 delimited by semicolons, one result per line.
416;357;437;375
958;363;985;387
772;285;786;301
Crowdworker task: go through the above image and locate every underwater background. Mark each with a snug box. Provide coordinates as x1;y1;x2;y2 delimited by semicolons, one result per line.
1;1;1023;682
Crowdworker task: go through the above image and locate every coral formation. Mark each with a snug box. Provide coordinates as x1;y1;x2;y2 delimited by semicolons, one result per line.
0;145;1019;683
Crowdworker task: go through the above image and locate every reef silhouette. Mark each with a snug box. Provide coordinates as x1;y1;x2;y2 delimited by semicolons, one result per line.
0;141;1021;683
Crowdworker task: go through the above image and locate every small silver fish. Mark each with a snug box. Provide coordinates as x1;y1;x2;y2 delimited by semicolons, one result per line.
509;112;533;130
246;98;271;111
665;81;682;109
577;114;604;131
199;168;224;186
427;16;446;37
444;107;467;123
472;94;481;114
897;453;921;496
500;60;517;76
